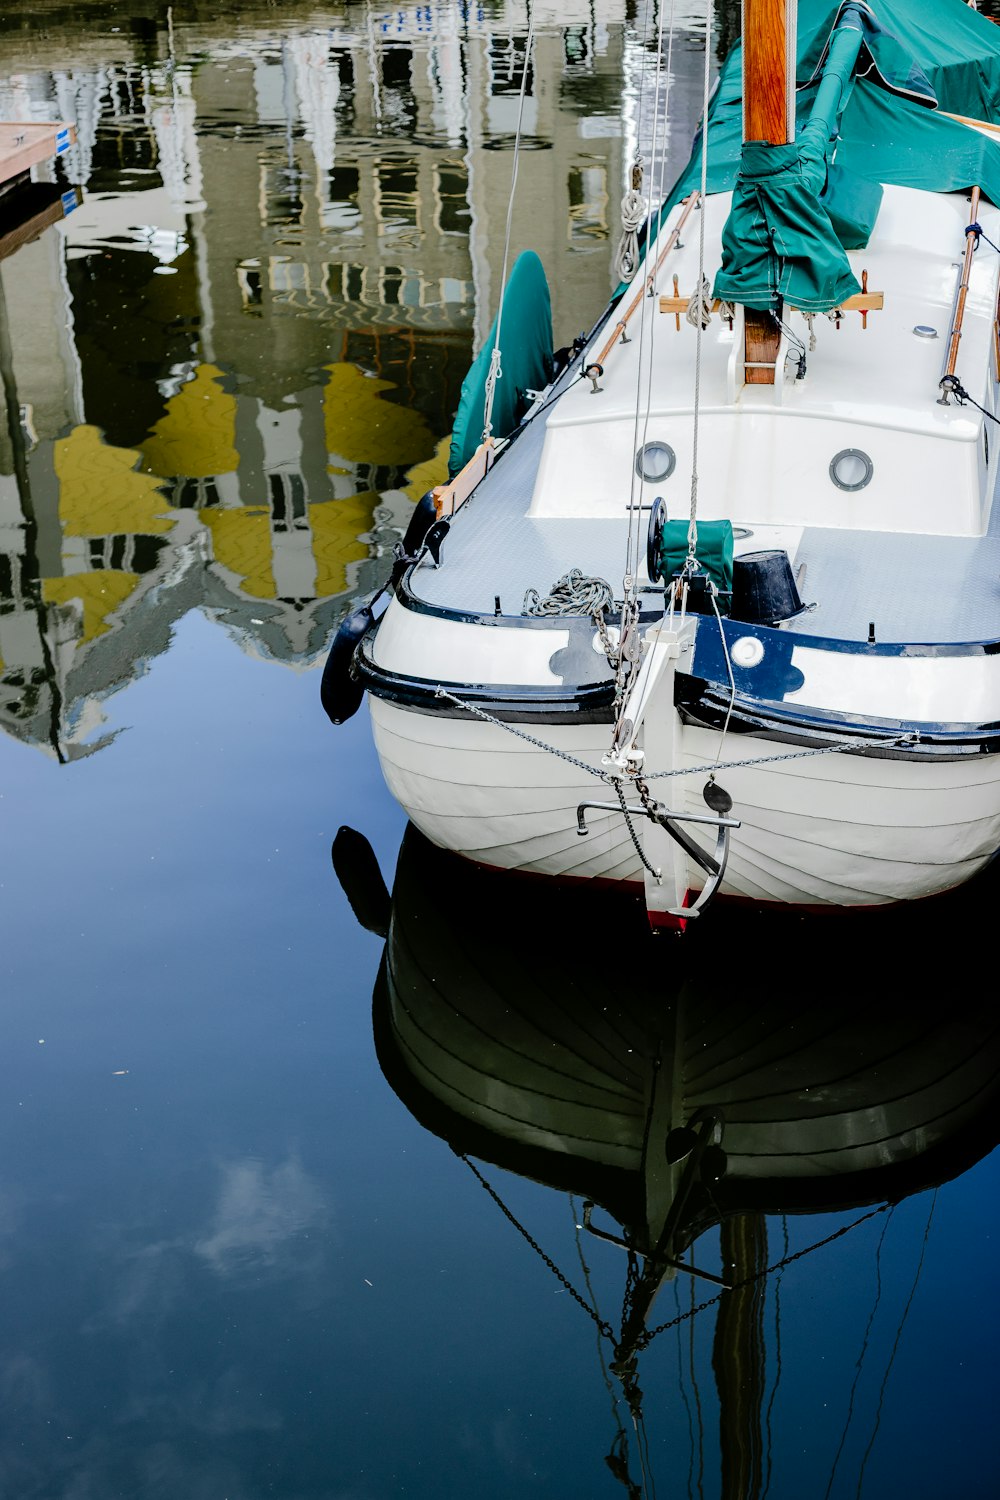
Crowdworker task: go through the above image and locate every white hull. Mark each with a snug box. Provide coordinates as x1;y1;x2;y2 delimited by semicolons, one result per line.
370;696;1000;908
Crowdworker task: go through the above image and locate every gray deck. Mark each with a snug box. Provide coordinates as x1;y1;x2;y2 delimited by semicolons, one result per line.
410;403;1000;645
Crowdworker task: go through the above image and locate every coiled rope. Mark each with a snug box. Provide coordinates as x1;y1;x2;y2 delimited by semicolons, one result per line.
612;158;648;284
523;570;615;618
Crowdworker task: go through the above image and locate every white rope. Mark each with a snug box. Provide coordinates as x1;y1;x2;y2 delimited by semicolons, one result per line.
481;347;503;443
481;18;535;445
687;0;715;561
613;159;647;283
685;273;714;330
709;586;736;769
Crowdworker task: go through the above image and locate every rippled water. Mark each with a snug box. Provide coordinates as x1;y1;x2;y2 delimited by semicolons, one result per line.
1;3;998;1497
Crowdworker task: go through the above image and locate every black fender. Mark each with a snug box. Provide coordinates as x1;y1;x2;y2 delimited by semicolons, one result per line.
320;603;375;725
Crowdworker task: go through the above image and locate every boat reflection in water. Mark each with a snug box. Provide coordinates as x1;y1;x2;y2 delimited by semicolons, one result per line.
335;825;1000;1496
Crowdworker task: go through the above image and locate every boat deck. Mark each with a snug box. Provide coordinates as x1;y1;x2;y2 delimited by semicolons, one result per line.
409;392;1000;645
408;182;1000;647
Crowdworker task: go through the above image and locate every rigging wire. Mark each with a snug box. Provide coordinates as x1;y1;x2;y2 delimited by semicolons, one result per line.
481;11;536;445
760;1216;790;1500
854;1192;939;1499
623;0;678;611
671;1281;700;1500
570;1195;647;1500
687;0;715;562
822;1206;897;1500
690;1253;708;1500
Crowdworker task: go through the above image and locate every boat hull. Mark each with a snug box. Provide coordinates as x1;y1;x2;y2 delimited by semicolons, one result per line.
369;696;1000;908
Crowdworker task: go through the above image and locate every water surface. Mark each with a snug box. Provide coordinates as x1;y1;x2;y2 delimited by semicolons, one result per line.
0;4;998;1497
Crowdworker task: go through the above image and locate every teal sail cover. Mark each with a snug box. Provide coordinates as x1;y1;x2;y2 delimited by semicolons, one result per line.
624;0;1000;307
657;520;734;593
715;5;874;311
448;250;554;478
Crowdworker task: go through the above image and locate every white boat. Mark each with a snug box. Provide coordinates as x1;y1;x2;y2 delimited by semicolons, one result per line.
322;0;1000;926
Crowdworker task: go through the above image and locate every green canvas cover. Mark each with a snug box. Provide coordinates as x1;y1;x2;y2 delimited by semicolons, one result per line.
448;250;554;479
658;520;734;594
621;0;1000;304
713;121;863;311
714;6;868;311
820;161;883;250
798;0;1000;120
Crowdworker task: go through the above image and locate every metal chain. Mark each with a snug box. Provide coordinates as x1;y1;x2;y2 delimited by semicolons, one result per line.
458;1154;616;1340
614;779;660;879
640;733;915;779
634;1203;892;1351
595;607;622;675
434;688;614;782
461;1158;890;1356
434;685;915;783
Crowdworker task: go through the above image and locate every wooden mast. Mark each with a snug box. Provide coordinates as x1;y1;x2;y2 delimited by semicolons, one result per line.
741;0;794;385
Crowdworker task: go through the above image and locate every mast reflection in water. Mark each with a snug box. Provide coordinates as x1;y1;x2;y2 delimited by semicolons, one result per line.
337;823;1000;1499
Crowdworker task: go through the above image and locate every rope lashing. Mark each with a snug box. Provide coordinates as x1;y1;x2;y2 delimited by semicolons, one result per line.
613;158;648;284
938;373;1000;421
685;274;714;330
965;220;1000;254
481;346;503;444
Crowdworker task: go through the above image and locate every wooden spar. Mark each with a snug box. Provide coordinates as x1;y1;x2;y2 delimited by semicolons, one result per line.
660;289;883;316
742;0;792;145
587;192;701;376
940;185;982;399
741;0;793;386
942;111;1000;137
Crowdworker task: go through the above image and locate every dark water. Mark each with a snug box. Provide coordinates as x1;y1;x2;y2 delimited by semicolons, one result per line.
0;4;998;1497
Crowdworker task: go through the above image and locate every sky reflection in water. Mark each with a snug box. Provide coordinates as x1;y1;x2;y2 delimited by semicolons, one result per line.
0;3;998;1498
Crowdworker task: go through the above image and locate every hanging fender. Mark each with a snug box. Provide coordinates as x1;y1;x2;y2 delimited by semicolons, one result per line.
391;490;438;585
320;489;440;723
321;491;441;726
320;601;376;725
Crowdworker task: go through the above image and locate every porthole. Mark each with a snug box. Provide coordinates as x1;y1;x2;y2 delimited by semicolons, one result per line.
829;448;873;492
636;440;676;483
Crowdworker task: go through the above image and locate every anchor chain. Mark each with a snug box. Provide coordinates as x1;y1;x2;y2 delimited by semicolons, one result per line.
463;1152;893;1360
458;1153;616;1341
434;687;916;782
614;779;661;880
632;1202;893;1351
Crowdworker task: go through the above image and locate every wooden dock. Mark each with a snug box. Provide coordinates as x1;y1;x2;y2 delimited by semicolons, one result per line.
0;121;77;197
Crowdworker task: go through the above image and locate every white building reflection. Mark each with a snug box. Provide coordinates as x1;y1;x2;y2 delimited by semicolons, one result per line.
0;0;712;756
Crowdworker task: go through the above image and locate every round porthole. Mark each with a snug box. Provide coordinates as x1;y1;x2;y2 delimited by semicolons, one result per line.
829;448;873;492
636;441;676;483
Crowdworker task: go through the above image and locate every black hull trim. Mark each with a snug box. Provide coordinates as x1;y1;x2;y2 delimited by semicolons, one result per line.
358;646;1000;759
356;636;617;722
680;683;1000;759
